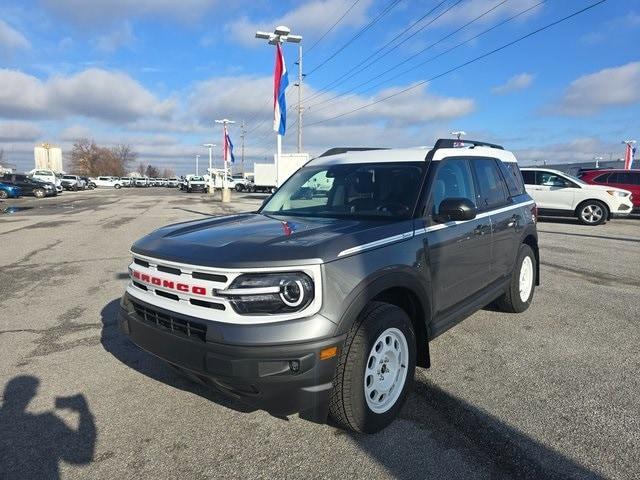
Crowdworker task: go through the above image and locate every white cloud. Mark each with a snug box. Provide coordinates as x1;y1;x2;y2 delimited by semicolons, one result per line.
515;137;623;166
553;62;640;116
491;73;534;95
0;68;174;122
0;19;30;57
95;22;136;53
0;121;42;142
41;0;221;23
225;0;373;47
189;76;474;128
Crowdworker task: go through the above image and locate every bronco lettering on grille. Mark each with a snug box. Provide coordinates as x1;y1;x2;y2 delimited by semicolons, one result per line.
131;269;208;296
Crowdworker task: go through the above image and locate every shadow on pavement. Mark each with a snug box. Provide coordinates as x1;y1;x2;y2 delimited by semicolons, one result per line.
0;376;96;479
99;299;253;414
538;229;640;244
348;377;603;480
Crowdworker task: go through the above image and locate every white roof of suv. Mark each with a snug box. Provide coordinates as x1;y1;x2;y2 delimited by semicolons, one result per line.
310;143;517;167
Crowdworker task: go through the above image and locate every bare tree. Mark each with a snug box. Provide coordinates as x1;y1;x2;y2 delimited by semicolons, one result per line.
70;139;138;176
145;165;160;178
136;162;146;176
111;144;137;174
0;148;5;164
161;168;175;178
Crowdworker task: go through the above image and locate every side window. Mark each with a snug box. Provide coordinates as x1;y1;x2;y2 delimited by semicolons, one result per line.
594;173;610;183
536;171;574;188
498;161;526;196
617;172;636;184
470;158;509;210
521;170;536;185
429;158;476;216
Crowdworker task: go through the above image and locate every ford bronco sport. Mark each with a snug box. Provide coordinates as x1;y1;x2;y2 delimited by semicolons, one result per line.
118;139;539;433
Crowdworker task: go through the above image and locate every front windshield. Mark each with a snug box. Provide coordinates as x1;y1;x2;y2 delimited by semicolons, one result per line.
191;177;204;181
261;162;426;220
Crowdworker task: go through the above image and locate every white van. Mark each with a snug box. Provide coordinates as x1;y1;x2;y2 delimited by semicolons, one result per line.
93;176;123;189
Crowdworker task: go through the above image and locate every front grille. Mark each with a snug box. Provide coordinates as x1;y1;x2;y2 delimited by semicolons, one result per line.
134;258;149;268
192;271;228;283
158;265;181;275
132;301;207;342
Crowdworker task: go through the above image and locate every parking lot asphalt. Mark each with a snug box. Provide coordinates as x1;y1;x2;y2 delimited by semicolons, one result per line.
1;188;638;480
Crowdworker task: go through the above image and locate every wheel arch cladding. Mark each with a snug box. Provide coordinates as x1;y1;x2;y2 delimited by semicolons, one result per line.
522;234;540;286
337;271;431;369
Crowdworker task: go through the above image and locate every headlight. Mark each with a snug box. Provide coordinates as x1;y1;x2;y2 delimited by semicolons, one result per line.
219;272;314;315
607;190;628;197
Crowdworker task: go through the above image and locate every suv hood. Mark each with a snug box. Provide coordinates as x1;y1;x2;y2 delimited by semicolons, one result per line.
131;213;411;268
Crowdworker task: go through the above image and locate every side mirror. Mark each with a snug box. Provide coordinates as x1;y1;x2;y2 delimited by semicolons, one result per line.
436;197;476;222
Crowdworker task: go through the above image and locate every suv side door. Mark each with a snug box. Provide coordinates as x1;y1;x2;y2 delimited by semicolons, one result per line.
470;158;522;282
420;157;492;320
533;170;578;211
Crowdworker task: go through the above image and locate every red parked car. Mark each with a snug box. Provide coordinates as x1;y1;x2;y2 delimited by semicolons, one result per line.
579;169;639;212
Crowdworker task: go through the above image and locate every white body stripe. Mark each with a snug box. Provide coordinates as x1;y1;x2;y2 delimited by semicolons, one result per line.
337;200;534;257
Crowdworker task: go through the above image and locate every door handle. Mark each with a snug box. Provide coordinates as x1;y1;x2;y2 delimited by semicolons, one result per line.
508;215;518;228
474;225;487;236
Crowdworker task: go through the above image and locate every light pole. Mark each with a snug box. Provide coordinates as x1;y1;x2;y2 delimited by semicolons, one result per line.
203;143;216;195
593;155;603;169
195;154;200;176
255;26;303;182
215;118;235;203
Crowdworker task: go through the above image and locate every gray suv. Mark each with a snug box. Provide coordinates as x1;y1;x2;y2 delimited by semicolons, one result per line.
118;139;539;433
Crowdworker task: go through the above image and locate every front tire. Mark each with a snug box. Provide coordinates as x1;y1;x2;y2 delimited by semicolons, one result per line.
495;243;536;313
329;302;416;433
577;200;607;226
0;190;8;199
33;188;46;199
114;184;122;189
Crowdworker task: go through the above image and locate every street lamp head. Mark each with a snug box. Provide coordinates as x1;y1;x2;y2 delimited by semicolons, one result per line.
255;31;271;39
286;34;302;43
274;25;290;36
215;119;235;124
203;143;216;147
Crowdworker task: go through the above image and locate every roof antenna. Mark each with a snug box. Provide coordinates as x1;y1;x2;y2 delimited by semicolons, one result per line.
450;130;467;148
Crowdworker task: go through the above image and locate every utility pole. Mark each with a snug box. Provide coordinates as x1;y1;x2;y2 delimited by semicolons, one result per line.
593;155;603;169
294;44;304;153
215;118;235;203
195;154;200;176
240;121;246;175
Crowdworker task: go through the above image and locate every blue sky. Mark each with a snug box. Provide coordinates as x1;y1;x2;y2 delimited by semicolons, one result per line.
0;0;639;174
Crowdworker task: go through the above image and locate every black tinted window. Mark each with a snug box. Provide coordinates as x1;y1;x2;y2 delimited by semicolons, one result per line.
521;170;536;185
471;158;509;209
499;162;526;196
594;173;610;183
430;158;476;216
608;172;638;185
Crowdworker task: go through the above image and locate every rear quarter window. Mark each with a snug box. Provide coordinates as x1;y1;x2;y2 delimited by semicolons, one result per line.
498;162;526;196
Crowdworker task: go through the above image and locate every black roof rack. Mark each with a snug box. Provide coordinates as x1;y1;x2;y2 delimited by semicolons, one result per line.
433;138;504;150
319;147;389;158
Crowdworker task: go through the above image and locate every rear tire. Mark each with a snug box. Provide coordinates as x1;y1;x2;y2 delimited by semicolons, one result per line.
495;244;536;313
328;302;416;433
114;184;122;189
0;190;8;199
576;200;607;226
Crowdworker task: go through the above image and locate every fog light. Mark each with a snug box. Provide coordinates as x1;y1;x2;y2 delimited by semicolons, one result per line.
289;360;300;373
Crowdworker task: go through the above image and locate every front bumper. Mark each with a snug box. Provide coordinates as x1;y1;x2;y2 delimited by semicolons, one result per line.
118;293;344;418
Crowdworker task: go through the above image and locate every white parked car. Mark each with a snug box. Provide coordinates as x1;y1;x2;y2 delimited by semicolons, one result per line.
93;176;123;189
30;169;63;193
521;168;633;225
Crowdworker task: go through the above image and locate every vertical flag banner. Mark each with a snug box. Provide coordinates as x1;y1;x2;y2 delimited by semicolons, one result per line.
224;127;235;163
623;143;636;170
273;43;289;136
